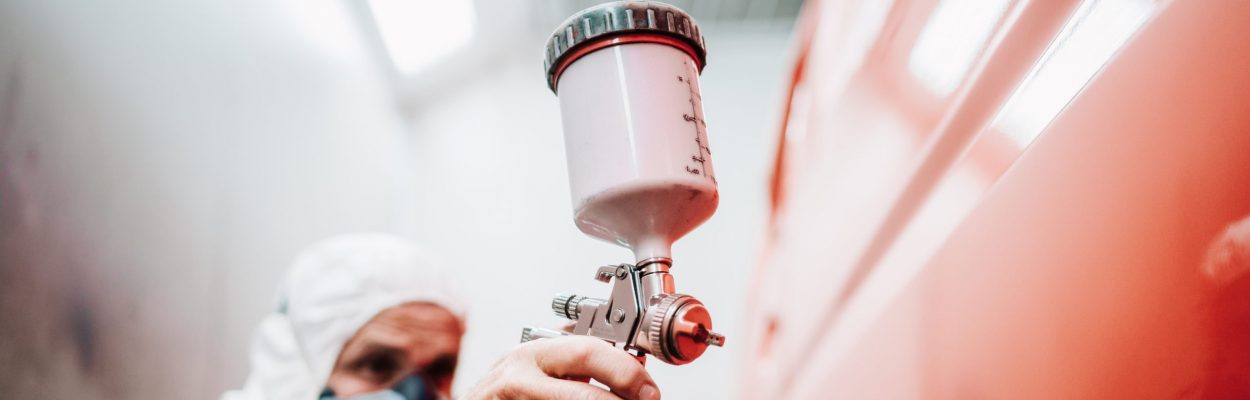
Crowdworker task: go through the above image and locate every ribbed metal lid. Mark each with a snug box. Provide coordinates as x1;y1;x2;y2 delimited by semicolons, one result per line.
543;1;708;92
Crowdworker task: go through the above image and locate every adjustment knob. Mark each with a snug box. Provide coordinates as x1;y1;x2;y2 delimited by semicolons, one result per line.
552;294;580;319
551;294;606;320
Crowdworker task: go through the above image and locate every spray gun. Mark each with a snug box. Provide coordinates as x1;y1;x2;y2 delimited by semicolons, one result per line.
520;1;724;366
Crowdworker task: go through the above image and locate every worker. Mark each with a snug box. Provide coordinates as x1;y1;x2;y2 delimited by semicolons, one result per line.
222;233;660;400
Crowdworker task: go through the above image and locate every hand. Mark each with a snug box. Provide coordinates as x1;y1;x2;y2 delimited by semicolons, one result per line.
462;335;661;400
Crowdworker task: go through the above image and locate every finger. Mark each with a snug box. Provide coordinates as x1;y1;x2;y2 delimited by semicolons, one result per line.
508;376;622;400
532;336;659;400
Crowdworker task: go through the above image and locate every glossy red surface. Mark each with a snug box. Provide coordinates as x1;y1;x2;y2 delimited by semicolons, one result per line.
743;0;1250;397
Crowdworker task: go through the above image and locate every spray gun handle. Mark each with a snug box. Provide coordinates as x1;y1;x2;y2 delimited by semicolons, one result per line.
520;326;569;343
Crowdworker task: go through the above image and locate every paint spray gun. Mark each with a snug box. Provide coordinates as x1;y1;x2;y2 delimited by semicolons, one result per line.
519;1;725;366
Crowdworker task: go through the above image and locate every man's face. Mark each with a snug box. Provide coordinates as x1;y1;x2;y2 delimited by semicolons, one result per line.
326;302;464;397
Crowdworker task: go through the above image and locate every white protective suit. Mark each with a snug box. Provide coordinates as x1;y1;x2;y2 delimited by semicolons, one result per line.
222;233;466;400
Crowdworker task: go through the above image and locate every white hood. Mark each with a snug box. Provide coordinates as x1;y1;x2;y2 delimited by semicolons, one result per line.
223;233;465;400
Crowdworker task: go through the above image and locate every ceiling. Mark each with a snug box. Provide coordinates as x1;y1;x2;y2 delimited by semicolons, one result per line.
350;0;806;110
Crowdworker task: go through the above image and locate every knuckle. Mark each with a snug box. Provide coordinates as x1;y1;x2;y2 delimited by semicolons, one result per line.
571;349;592;368
575;386;604;400
513;342;545;363
495;379;523;400
567;338;596;364
625;365;649;385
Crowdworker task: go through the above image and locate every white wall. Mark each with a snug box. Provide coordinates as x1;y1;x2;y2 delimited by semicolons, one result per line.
0;0;413;397
0;0;793;397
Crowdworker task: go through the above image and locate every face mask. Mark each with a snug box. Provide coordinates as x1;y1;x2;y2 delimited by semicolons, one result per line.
319;374;440;400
